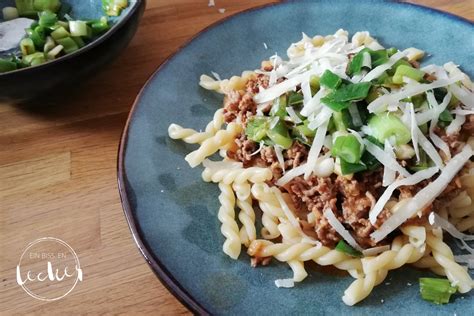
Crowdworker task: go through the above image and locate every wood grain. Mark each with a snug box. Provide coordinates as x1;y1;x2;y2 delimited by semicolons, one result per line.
0;0;471;314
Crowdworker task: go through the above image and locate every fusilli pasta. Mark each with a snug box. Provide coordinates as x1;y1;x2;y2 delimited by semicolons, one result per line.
248;239;362;282
233;182;257;247
217;183;241;259
202;166;273;184
426;232;473;293
168;109;224;144
343;235;424;305
185;122;242;168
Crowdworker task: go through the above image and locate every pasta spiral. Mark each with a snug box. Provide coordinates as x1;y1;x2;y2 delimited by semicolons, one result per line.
202;166;273;184
342;236;424;306
411;255;447;276
199;71;256;93
248;240;362;281
217;183;241;259
448;185;474;233
426;232;473;293
251;183;285;239
400;225;426;249
168;109;224;144
185;122;242;168
232;182;251;201
233;182;256;247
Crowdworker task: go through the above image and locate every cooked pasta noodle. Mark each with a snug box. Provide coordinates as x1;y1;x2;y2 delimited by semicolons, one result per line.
232;182;251;201
233;182;256;247
343;235;424;305
202;166;273;184
248;240;362;281
185;122;242;167
412;255;447;276
288;260;308;282
401;225;426;249
199;71;256;93
217;183;241;259
251;183;286;239
168;109;224;144
426;232;473;293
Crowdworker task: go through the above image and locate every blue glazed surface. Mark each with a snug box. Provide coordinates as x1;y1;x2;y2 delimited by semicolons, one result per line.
121;1;474;314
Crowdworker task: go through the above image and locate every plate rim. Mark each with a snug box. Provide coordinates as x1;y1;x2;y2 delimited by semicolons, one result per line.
117;1;473;314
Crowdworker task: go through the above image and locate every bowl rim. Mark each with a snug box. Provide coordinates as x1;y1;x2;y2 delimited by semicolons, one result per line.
0;0;144;77
117;0;472;314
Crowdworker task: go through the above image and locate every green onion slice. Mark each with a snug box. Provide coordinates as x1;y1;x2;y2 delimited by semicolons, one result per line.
245;117;268;142
419;278;457;304
332;135;363;164
267;119;293;149
335;240;362;257
392;64;425;84
320;69;342;90
38;10;58;27
367;114;411;145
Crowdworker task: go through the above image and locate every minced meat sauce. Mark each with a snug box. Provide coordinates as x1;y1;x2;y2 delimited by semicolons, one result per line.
224;73;471;249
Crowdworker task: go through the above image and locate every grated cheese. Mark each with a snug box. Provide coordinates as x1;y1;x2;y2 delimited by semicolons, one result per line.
275;278;295;288
301;80;312;108
276;163;307;186
368;75;463;113
286;107;303;124
324;208;363;251
362;51;405;82
416;91;451;125
371;146;473;242
382;140;396;187
272;187;300;228
429;213;474;241
304;115;331;179
301;87;328;117
416;126;444;169
274;145;286;173
254;73;308;104
249;141;265;157
448;84;474;108
369;167;439;224
452;108;474;115
211;71;221;81
453;254;474;269
408;103;421;162
308;106;332;130
363;140;410;177
362;245;390;256
446;113;466;135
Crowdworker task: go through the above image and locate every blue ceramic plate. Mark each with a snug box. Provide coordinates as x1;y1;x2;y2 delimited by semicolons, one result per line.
118;1;474;314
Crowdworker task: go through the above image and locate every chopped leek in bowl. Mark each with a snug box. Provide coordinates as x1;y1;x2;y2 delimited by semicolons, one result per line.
0;0;145;102
0;0;129;73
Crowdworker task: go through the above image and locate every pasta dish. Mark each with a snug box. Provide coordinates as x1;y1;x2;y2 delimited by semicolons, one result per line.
168;30;473;305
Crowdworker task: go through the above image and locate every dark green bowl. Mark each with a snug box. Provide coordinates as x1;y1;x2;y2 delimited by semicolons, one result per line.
0;0;145;102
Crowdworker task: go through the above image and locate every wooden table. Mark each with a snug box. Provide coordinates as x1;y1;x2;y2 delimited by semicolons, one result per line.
0;0;471;314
